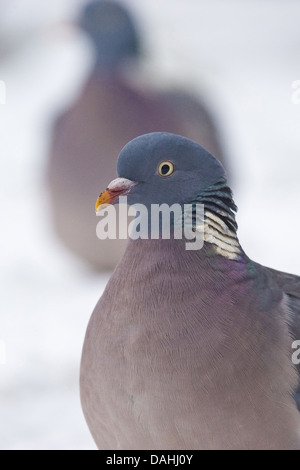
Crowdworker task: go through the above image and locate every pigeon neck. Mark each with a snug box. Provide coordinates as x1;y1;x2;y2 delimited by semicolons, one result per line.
124;238;247;277
92;63;121;78
92;57;138;80
194;179;242;261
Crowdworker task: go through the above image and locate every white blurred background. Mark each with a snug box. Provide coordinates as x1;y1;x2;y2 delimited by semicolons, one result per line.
0;0;299;450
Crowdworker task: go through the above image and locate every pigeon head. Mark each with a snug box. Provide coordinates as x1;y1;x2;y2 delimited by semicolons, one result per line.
96;132;238;232
79;0;140;69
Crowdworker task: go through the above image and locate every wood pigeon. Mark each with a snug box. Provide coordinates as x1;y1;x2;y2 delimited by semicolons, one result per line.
81;132;300;450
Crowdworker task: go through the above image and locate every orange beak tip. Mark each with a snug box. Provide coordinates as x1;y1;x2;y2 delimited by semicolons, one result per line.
95;178;138;214
95;202;111;215
95;190;113;213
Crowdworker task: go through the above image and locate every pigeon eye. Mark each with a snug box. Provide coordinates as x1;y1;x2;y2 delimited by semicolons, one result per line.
158;161;174;177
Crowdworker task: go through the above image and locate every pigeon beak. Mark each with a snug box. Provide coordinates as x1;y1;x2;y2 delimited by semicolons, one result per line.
95;177;138;214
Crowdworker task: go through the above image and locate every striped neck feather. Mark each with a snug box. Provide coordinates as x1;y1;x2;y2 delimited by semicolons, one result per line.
194;179;242;260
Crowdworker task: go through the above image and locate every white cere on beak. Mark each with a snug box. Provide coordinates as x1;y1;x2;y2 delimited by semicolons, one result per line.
107;178;135;190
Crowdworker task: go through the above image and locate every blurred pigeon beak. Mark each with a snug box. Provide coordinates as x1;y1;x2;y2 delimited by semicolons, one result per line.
95;178;138;214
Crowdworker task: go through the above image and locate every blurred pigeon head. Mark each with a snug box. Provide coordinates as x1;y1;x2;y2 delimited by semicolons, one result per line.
79;0;140;68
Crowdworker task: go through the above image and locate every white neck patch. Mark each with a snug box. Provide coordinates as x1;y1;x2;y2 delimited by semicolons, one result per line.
196;210;241;260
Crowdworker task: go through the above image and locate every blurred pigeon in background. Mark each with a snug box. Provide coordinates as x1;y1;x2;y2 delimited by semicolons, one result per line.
81;133;300;450
46;0;226;271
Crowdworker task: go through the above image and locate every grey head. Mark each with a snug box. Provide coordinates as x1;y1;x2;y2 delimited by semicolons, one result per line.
79;0;140;69
114;132;237;232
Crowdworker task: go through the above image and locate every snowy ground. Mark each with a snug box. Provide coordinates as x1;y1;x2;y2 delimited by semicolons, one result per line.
0;0;299;450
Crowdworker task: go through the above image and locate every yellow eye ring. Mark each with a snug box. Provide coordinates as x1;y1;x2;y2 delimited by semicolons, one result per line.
158;161;175;177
